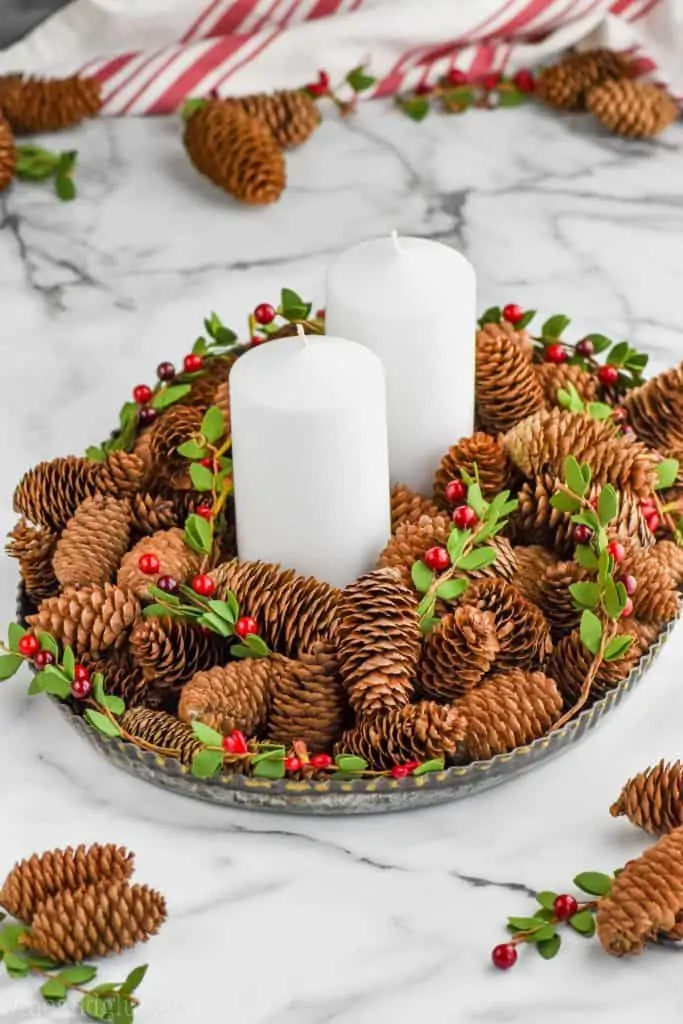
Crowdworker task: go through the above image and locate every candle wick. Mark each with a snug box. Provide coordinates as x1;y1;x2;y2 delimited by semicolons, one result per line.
296;323;309;346
391;229;403;254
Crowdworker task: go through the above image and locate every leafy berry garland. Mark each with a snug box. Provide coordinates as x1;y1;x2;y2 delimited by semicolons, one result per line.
303;64;377;115
396;68;536;122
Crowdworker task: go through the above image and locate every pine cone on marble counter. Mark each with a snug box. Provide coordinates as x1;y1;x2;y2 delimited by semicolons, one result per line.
222;90;320;148
536;48;631;111
610;761;683;837
587;79;678;138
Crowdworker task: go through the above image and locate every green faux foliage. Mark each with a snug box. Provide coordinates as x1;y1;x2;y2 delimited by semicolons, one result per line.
15;145;79;202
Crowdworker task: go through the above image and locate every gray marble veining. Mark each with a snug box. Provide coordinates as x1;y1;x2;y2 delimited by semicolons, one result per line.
0;103;682;1022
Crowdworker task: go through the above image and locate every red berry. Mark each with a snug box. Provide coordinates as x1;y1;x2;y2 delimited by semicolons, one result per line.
71;676;91;700
491;943;517;970
199;456;214;469
317;70;330;90
415;82;432;95
576;338;594;358
18;634;40;658
607;540;626;564
196;505;213;520
132;384;153;405
402;760;421;772
33;650;55;670
646;511;661;534
183;353;203;373
157;574;179;594
74;664;90;684
621;596;634;618
310;754;333;769
482;72;500;90
156;361;176;381
284;756;302;773
316;309;326;320
254;303;276;325
250;335;266;346
573;524;593;545
424;546;450;572
640;497;656;513
235;616;259;639
545;343;568;365
502;303;524;325
192;574;215;597
447;68;468;87
445;479;467;504
222;730;248;754
513;68;535;92
306;81;327;97
138;552;160;575
452;505;478;530
597;365;619;387
553;893;579;920
138;407;157;427
621;573;637;596
390;765;410;779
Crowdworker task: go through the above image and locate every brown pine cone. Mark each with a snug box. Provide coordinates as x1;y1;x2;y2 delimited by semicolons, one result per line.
419;605;498;700
13;457;99;532
622;363;683;452
534;362;598;408
610;761;683;837
390;483;440;532
587;79;678;138
336;701;466;771
181;354;237;411
0;844;134;924
52;495;130;588
267;642;348;753
28;584;140;655
467;578;552;670
120;707;202;764
334;568;420;718
24;880;166;963
149;405;203;489
535;559;587;640
0;74;101;133
547;626;643;707
213;380;231;438
95;451;148;497
0;110;16;191
210;559;338;657
504;408;657;498
127;493;179;537
84;647;151;709
117;528;202;599
129;616;228;705
597;826;683;955
649;540;683;588
223;89;320;148
622;546;680;625
536;48;631;111
454;669;562;761
6;519;59;600
433;432;511;505
476;323;545;434
511;545;557;605
178;658;273;736
184;102;285;204
132;427;154;473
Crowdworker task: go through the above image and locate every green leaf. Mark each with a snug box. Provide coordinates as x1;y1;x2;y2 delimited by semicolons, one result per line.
335;755;368;772
466;483;486;518
606;341;629;367
417;594;436;620
181;97;209;120
572;511;599;530
120;964;148;995
534;908;554;922
38;632;59;657
39;667;71;699
62;645;75;680
497;88;527;107
602;576;622;620
253;752;285;779
55;172;76;201
507;916;543;931
412;757;445;776
7;623;27;652
457;547;498;572
280;287;309;321
201;406;225;445
192;336;209;356
536;891;558;911
191;748;223;778
4;952;29;978
243;633;270;658
656;458;679;491
516;309;536;329
580;609;603;655
574;871;613;896
565;456;588;497
85;445;106;462
525;924;558;944
84;709;122;739
419;616;441;636
557;385;584;413
569;582;600;609
447;528;467;563
102;695;125;716
604;635;634;662
189;462;214;491
80;993;134;1023
550;492;581;514
478;306;501;326
225;592;240;621
575;544;598;570
198;611;232;637
436;578;469;602
191;721;223;746
231;643;253;658
0;654;23;680
176;440;207;460
542;314;570;338
587;402;613;421
58;964;98;985
397;96;430;121
151;384;192;410
0;925;28;951
537;933;562;960
584;333;611;354
146;585;180;606
411;560;434;594
569;910;596;936
346;65;376;92
207;600;236;624
185;513;213;554
143;602;181;619
40;977;68;1003
598;485;618;526
27;674;45;696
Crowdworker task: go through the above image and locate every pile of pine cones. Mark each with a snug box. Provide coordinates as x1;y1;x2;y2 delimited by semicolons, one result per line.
7;312;683;777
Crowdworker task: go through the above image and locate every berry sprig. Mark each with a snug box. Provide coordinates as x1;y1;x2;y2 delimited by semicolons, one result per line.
304;64;377;116
492;870;614;969
554;381;620;427
397;68;535;122
411;470;518;633
15;145;79;202
248;287;324;344
0;916;149;1021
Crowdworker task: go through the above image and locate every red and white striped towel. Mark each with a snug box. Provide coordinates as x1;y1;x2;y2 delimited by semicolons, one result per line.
0;0;680;115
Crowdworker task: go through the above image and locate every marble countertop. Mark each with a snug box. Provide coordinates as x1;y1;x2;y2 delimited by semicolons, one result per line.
1;102;683;1023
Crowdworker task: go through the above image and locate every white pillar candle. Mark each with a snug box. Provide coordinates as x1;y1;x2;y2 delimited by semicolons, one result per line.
230;331;391;588
325;234;476;494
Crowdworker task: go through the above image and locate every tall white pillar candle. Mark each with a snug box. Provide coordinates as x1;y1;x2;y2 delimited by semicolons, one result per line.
325;235;476;493
230;332;391;588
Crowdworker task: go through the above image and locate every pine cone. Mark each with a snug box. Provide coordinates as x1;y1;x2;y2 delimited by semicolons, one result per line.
467;578;552;669
535;559;586;640
504;408;657;498
622;546;680;625
419;605;499;700
128;493;179;537
184;102;285;205
476;323;545;434
434;432;511;505
511;545;558;605
95;451;148;497
0;844;134;925
178;658;272;736
390;483;440;531
120;707;202;764
212;380;231;438
587;79;678;138
0;74;101;133
24;880;166;963
28;584;140;655
117;528;202;599
336;701;466;771
622;363;683;452
84;647;151;709
210;559;338;657
267;642;348;753
534;362;598;408
597;826;683;955
6;519;58;600
334;568;420;718
0;110;15;191
129;616;228;705
223;90;320;148
181;354;237;411
649;540;683;588
13;457;99;532
610;761;683;837
547;626;643;707
52;495;130;588
454;669;562;761
149;405;203;489
536;48;631;111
